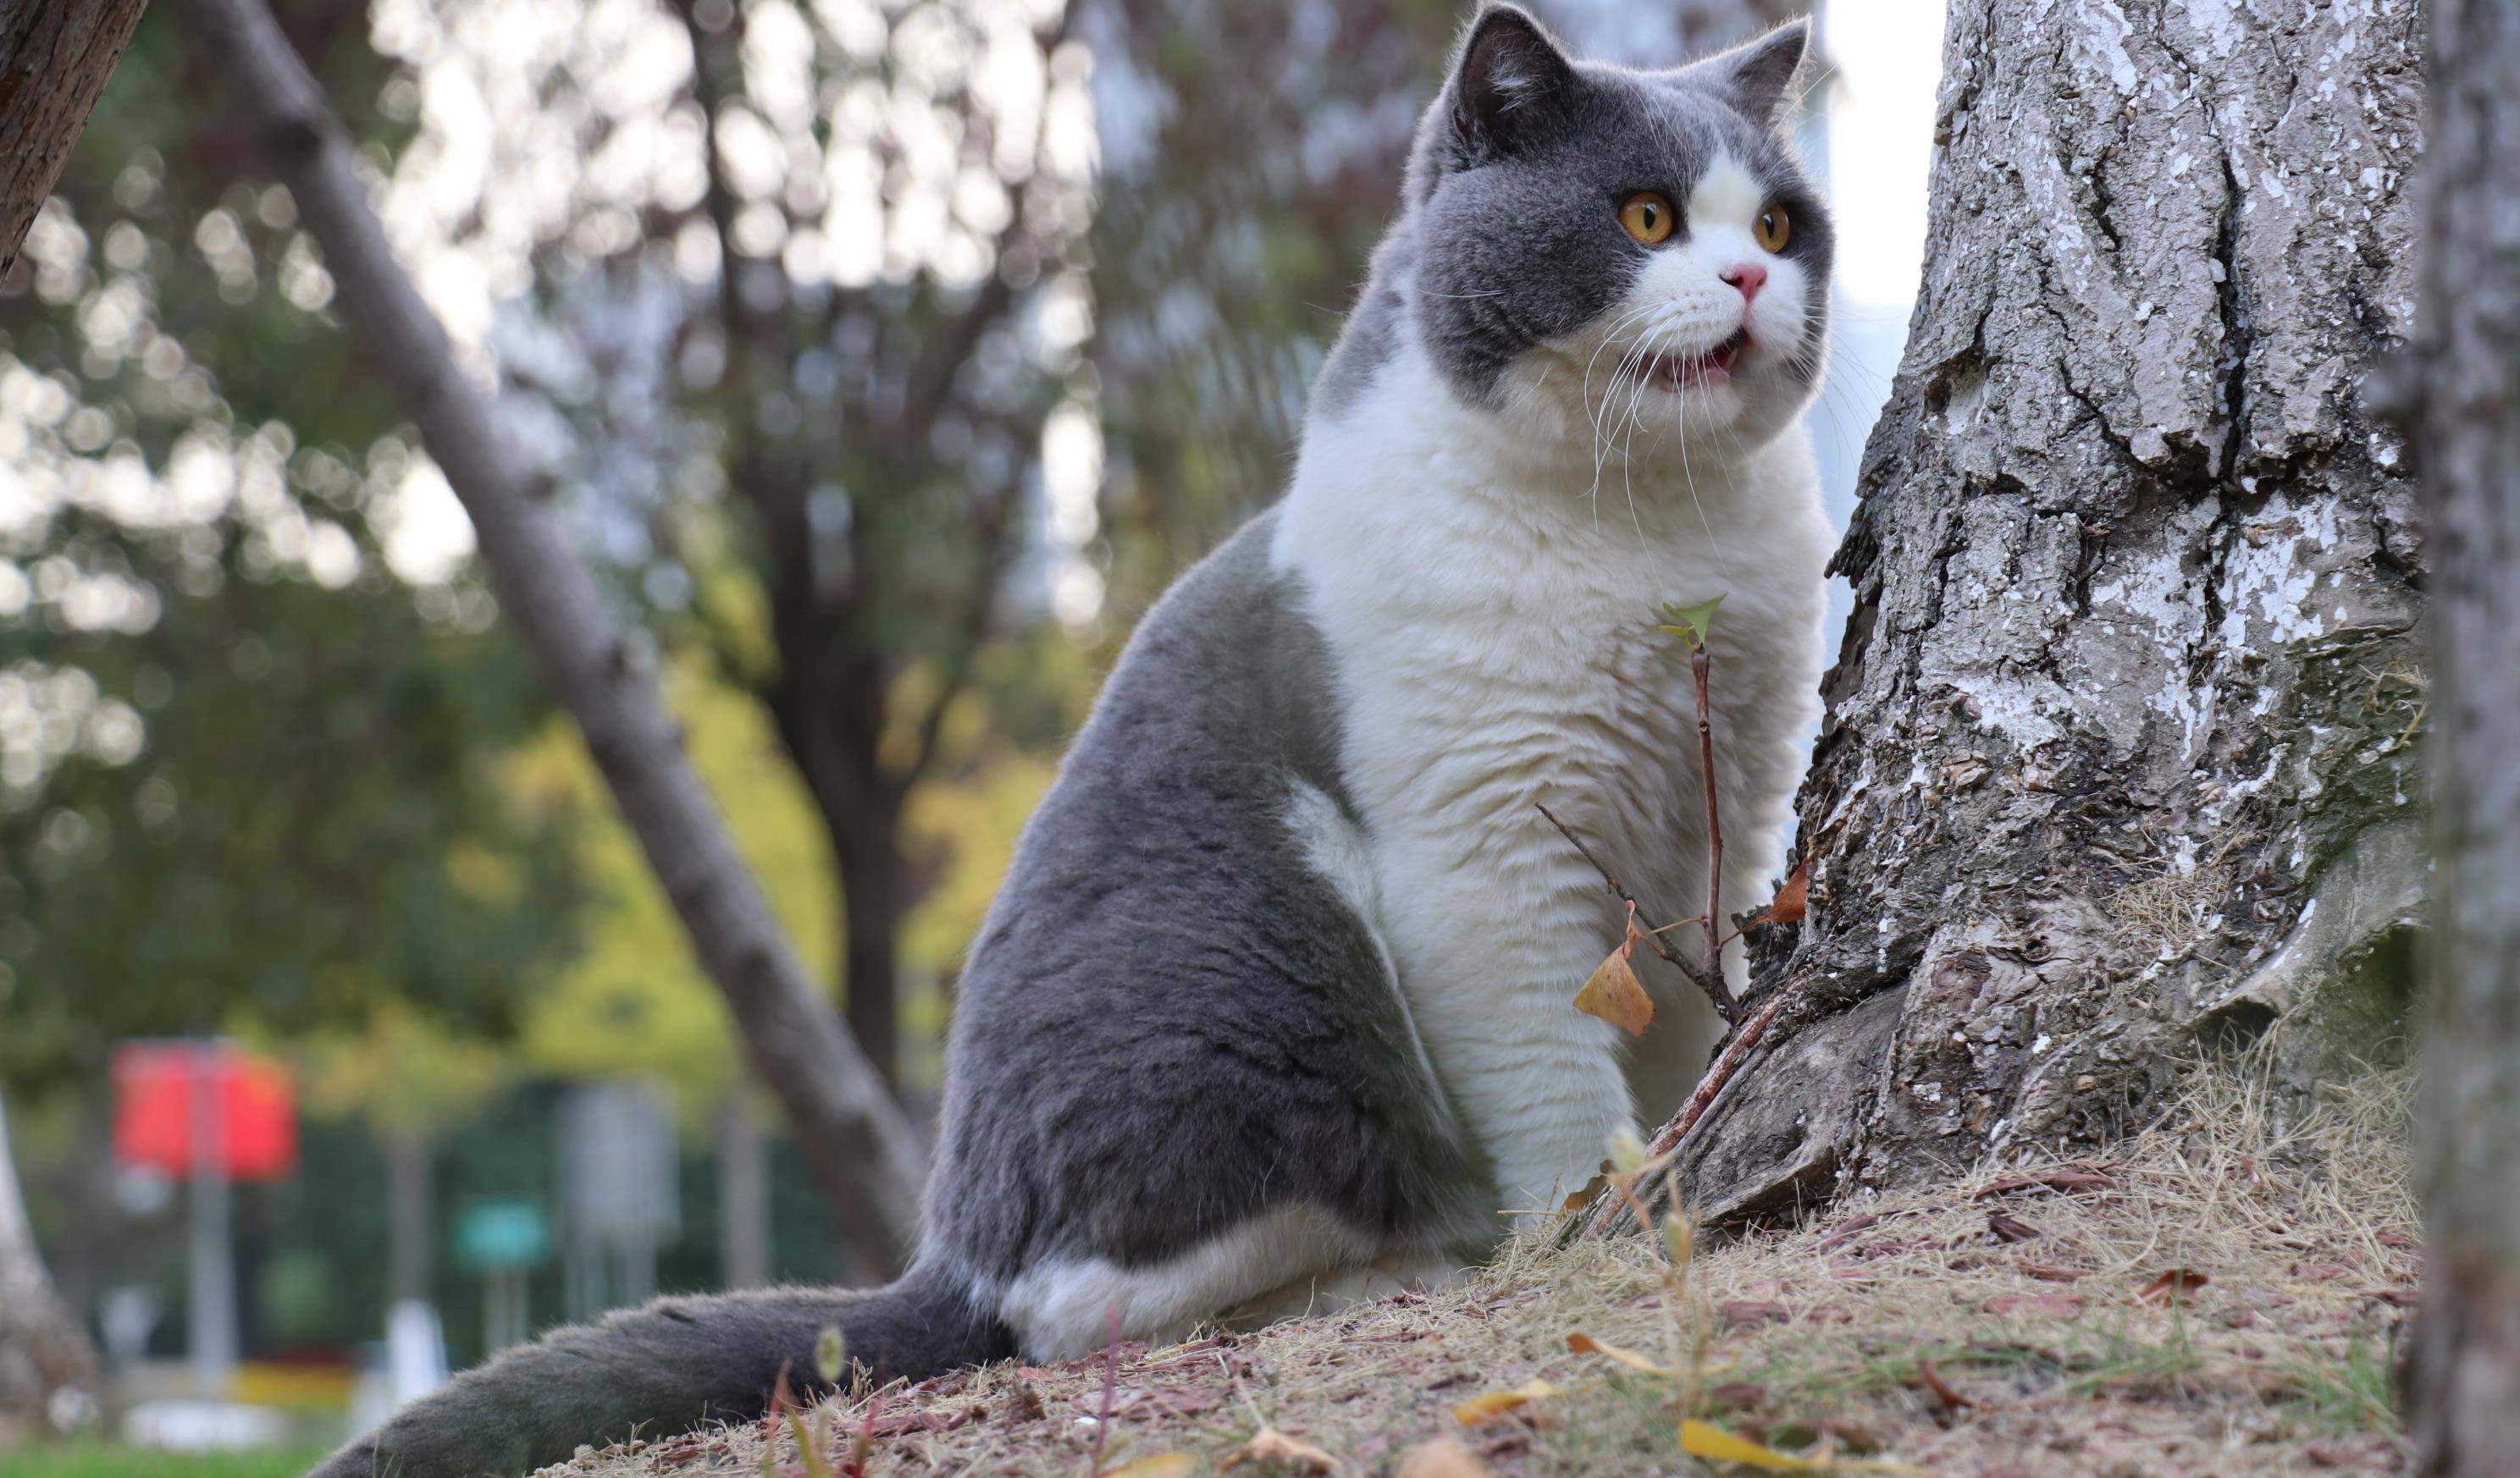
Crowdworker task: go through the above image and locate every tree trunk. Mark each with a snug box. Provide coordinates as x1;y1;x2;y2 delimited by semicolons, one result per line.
2406;0;2520;1467
180;0;927;1277
0;1095;100;1445
0;0;150;271
1678;0;2429;1221
835;798;906;1090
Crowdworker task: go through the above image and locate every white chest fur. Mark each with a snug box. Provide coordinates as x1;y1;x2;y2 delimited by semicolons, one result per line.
1272;345;1832;1219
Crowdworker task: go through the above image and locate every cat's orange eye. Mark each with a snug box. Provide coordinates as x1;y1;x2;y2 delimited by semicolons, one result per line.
1618;191;1675;245
1755;202;1792;252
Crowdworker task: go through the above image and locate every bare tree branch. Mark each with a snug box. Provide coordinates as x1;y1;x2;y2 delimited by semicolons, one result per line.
886;7;1072;452
0;0;150;270
180;0;927;1273
1535;801;1735;1021
895;476;1018;791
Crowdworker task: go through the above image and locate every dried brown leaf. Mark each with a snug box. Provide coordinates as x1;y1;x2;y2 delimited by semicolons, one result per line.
1719;1299;1791;1331
1985;1211;2042;1244
1915;1357;1973;1415
1395;1437;1489;1478
1565;1332;1671;1375
1573;940;1655;1036
1220;1426;1340;1473
2136;1268;2209;1305
1741;860;1810;929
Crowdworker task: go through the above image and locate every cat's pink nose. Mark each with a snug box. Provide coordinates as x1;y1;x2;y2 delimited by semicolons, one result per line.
1721;263;1767;302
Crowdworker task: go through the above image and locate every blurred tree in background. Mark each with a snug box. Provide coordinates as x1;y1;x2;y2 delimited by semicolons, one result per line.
0;0;587;1095
379;0;1098;1088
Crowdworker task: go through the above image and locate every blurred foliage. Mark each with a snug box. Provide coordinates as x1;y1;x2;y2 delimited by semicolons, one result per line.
0;1;588;1096
419;0;1102;1083
0;1443;331;1477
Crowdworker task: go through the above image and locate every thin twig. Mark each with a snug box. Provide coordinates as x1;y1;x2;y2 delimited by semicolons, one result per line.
1693;646;1724;990
1578;972;1810;1238
1084;1305;1120;1477
1536;802;1736;1021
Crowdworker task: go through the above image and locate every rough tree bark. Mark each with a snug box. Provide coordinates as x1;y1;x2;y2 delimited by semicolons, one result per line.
1678;0;2429;1221
2406;0;2520;1467
180;0;927;1274
0;0;149;272
0;1096;98;1443
0;0;144;1436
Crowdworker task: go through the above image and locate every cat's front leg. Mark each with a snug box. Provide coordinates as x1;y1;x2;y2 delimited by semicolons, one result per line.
1374;853;1639;1227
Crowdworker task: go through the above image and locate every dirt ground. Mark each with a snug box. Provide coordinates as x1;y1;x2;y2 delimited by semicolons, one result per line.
544;1067;2417;1478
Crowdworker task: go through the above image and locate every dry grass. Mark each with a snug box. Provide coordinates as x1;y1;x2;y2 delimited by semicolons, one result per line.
547;1066;2417;1478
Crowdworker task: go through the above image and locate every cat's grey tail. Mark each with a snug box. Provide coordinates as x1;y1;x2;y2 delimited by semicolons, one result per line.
307;1264;1009;1478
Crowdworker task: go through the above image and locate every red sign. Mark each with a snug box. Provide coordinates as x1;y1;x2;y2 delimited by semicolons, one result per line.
113;1042;298;1182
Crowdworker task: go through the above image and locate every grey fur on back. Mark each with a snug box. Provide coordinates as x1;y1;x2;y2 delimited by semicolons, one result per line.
307;8;1826;1473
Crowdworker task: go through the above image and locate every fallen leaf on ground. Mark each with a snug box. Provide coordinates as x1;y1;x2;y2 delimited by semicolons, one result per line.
1720;1299;1791;1331
1104;1456;1199;1478
1395;1437;1489;1478
2020;1261;2084;1282
1915;1357;1973;1416
1566;1332;1672;1375
1220;1426;1340;1472
1985;1211;2041;1244
1707;1381;1767;1409
1813;1214;1879;1251
2136;1268;2209;1305
1678;1420;1922;1473
1452;1380;1564;1426
1573;937;1655;1036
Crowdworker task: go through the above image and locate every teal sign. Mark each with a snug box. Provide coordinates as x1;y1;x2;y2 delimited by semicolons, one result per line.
456;1199;550;1271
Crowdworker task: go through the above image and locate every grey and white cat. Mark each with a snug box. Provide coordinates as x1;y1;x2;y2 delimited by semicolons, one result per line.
315;8;1833;1474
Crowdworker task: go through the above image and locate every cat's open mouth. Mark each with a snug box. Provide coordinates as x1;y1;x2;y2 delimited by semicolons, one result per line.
1643;329;1749;389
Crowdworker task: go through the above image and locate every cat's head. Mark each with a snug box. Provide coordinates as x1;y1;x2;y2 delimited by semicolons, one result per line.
1401;3;1832;451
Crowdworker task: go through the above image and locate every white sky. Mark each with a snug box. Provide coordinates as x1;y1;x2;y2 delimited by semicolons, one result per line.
1821;0;1948;306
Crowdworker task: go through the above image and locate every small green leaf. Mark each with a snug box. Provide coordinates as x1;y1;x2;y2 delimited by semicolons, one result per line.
1659;594;1727;650
815;1325;847;1384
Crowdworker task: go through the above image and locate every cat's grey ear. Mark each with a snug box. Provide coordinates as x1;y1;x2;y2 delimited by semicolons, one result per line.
1683;19;1811;129
1447;4;1577;158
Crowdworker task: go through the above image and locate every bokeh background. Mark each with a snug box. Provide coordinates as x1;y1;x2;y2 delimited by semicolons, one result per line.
0;0;1939;1462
